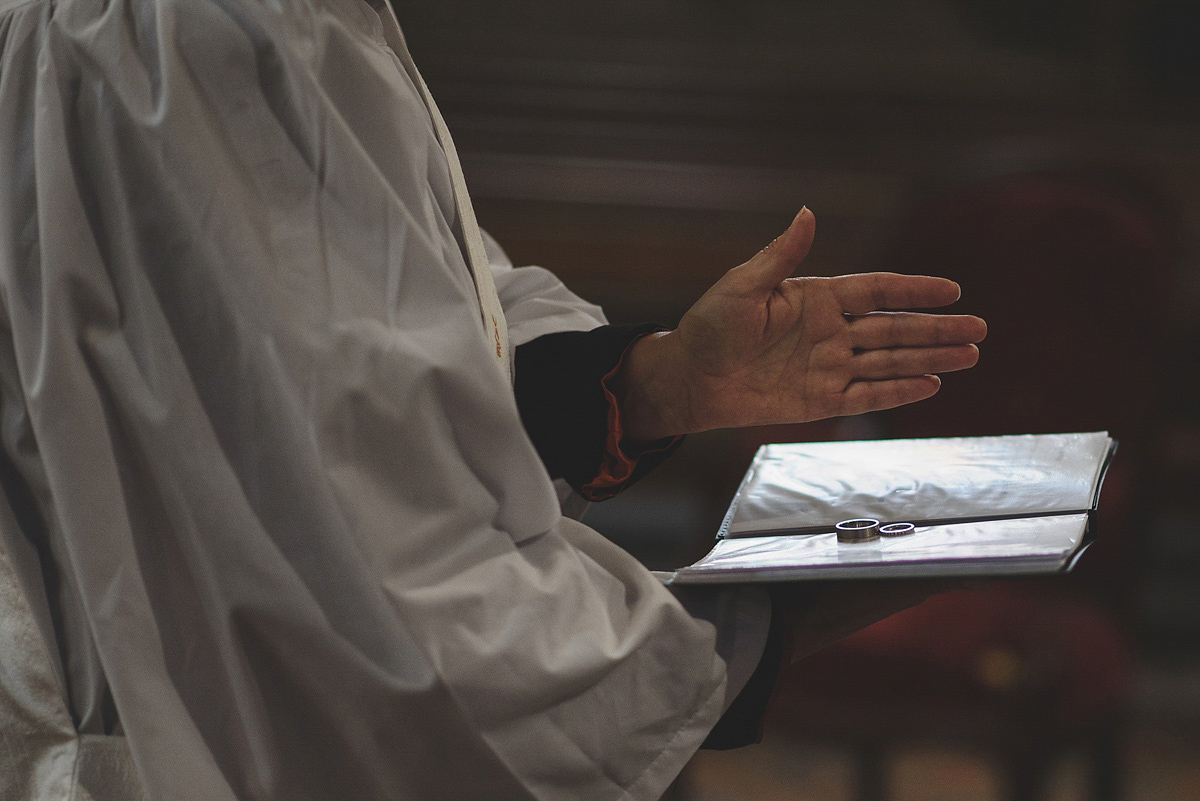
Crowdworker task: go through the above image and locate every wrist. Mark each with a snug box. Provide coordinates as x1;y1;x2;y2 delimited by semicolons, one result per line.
611;330;697;442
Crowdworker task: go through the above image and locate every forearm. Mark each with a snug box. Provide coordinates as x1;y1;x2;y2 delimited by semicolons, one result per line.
606;329;697;442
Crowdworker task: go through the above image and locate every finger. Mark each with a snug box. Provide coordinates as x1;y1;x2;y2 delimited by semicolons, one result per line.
830;272;963;314
841;374;942;414
847;312;988;350
726;207;816;295
851;344;980;379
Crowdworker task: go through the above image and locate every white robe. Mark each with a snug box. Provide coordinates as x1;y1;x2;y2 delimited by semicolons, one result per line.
0;0;768;798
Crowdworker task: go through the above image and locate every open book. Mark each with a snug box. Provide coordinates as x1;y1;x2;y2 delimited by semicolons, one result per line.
669;432;1116;584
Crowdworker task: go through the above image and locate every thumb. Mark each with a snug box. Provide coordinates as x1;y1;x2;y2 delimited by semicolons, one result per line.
730;207;816;294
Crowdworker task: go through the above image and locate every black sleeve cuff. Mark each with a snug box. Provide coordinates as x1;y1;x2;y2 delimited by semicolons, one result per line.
513;323;679;496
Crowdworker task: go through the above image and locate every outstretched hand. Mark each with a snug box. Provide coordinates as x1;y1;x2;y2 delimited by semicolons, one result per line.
616;208;988;441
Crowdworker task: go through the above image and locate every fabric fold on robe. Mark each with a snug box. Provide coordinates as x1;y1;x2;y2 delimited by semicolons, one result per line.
0;0;768;798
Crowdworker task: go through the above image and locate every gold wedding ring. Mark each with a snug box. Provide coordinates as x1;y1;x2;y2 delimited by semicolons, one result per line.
836;518;880;543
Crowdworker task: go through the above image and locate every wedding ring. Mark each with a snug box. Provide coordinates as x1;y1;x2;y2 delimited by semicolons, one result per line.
879;522;916;538
835;518;880;543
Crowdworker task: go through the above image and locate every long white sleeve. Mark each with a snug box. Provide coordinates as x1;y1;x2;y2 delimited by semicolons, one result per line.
0;0;754;798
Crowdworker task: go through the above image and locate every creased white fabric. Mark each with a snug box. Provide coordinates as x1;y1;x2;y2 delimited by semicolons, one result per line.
367;0;510;376
483;230;610;348
0;515;78;801
1;513;149;801
479;228;609;521
0;0;766;799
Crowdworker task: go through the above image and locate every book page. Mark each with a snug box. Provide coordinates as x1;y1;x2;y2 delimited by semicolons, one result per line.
724;431;1113;537
676;513;1090;583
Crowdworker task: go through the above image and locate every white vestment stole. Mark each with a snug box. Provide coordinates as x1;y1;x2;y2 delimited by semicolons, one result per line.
371;0;512;380
0;529;145;800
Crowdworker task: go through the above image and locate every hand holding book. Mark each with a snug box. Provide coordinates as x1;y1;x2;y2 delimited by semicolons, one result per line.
772;577;974;663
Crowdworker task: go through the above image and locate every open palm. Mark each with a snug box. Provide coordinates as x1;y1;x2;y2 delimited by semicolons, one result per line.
619;209;988;440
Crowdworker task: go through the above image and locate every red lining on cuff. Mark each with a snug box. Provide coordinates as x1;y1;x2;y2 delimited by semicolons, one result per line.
580;339;682;501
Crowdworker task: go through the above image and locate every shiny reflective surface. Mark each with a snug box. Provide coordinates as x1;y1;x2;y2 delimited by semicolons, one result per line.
835;518;881;543
675;514;1090;583
879;522;916;537
723;432;1114;537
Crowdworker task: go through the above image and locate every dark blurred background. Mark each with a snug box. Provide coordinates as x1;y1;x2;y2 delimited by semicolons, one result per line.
398;1;1200;798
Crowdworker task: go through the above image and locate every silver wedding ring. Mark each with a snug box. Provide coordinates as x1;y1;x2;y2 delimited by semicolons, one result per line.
879;522;916;538
836;518;880;543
